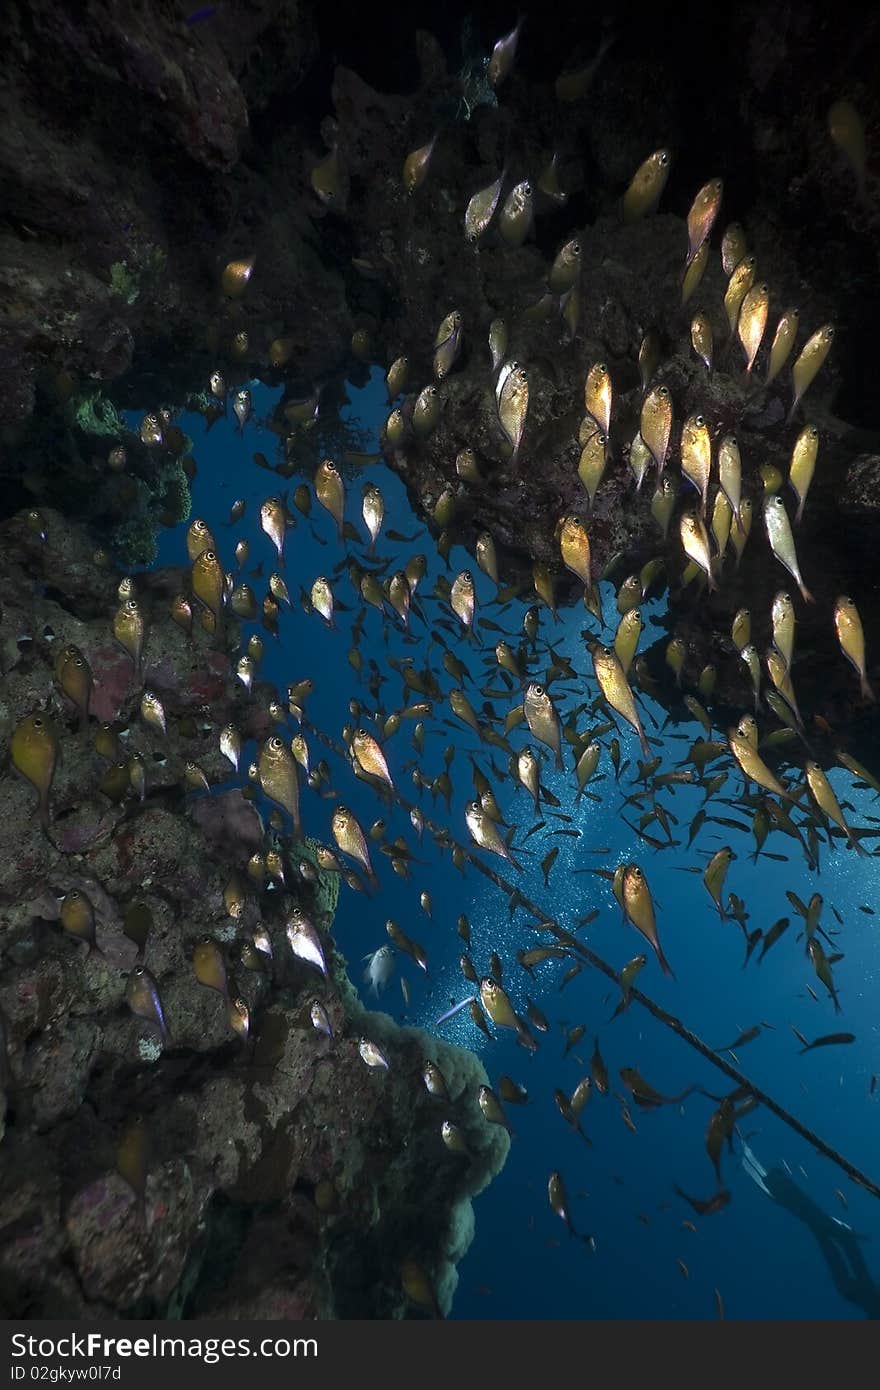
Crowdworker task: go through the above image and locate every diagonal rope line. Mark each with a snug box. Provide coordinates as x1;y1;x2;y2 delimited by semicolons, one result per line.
301;718;880;1200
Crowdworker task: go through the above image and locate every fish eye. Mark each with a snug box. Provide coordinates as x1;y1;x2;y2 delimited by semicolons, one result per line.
269;736;283;750
826;326;835;338
596;362;607;373
33;717;43;727
659;151;670;165
204;550;216;561
658;387;669;398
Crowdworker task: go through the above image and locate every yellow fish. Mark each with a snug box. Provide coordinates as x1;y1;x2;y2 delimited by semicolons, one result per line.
737;282;769;373
622;148;672;222
591;644;649;756
834;596;874;701
686;178;723;265
11;712;59;830
788;324;834;423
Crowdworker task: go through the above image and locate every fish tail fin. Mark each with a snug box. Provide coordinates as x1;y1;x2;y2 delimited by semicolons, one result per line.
800;581;815;604
795;496;805;526
785;397;798;426
638;729;651;759
860;674;876;702
658;948;676;980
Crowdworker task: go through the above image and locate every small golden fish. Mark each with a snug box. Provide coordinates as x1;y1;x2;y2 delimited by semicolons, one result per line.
651;474;677;538
11;711;59;830
352;728;393;791
287;906;327;977
193;936;228;995
260;497;287;564
723;254;756;337
403;132;436;194
465;172;504;244
332;806;374;880
730;497;753;568
558;514;592;587
681;239;709;305
615;608;643;676
766;307;799;384
125;965;168;1043
498;179;533;247
621;864;674;976
711;486;732;558
59;889;97;951
622;148;672;222
433;310;463;381
385;355;409;400
737;281;769;373
718;435;742;521
548;237;581;295
359;1037;389;1069
465;801;521;869
113;598;145;675
487;19;521;88
498;365;529;461
475;532;499;586
221;255;254;298
591;644;649;756
728;727;791;800
140;690;166;736
680;413;712;513
310;576;335;626
690;313;713;373
537;150;567;204
523;682;563;770
731;607;751;651
450;570;477;629
763;496;813;602
191;549;225;638
679;512;716;590
578;428;608;509
788;324;834;423
686;178;723;265
640;385;672;473
771;591;796;670
186;517;214;561
413;385;442;439
834;596;874;701
315;458;345;540
721;223;749;277
54;644;92;726
805;760;866;855
258;735;301;838
584;362;612;434
789;424;819;524
362;484;384;554
171;594;193;633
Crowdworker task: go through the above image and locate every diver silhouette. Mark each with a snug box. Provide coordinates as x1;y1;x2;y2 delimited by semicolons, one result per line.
741;1138;880;1320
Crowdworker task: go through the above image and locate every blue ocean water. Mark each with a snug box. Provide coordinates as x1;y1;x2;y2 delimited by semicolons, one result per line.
133;371;880;1320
